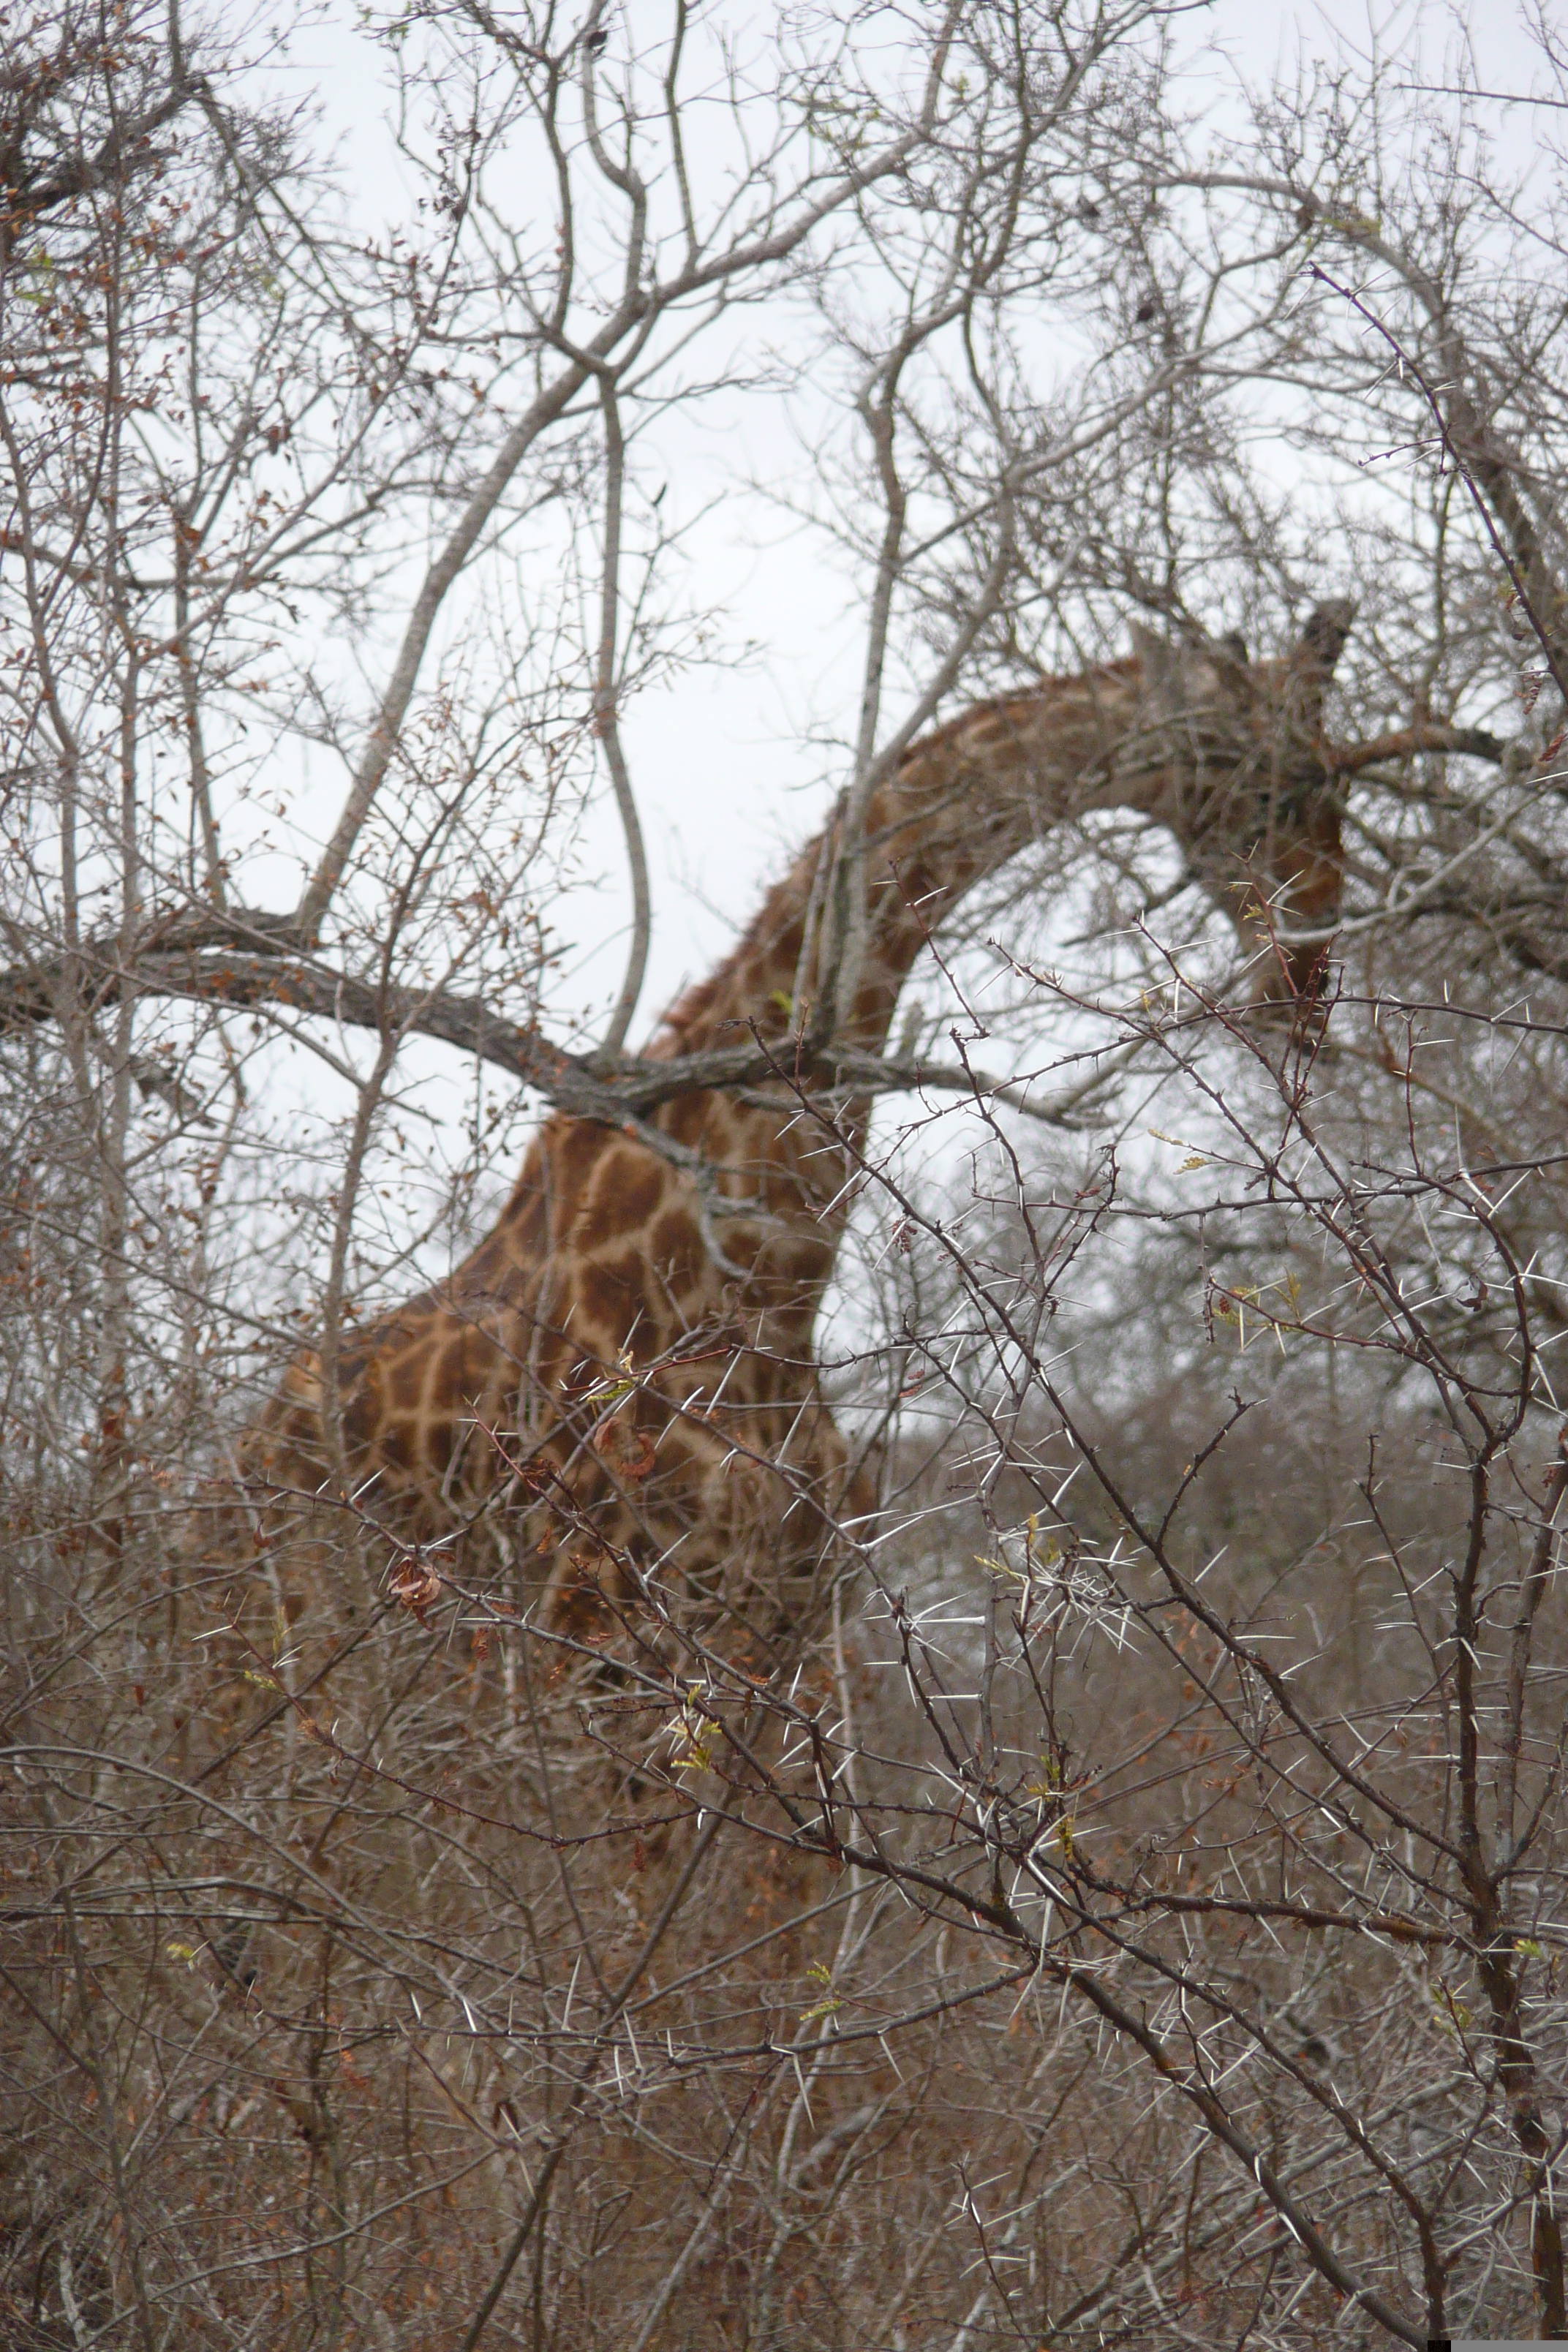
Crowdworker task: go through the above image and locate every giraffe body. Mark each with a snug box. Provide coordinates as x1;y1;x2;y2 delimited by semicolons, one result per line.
248;614;1349;1645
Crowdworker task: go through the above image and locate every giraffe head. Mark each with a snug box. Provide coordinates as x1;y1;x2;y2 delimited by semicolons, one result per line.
1125;599;1352;783
866;600;1354;996
1123;599;1355;995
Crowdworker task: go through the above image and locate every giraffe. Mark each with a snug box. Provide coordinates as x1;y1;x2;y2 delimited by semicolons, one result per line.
243;605;1352;1660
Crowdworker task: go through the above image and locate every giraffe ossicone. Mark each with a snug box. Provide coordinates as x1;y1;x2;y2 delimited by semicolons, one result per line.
243;606;1352;1656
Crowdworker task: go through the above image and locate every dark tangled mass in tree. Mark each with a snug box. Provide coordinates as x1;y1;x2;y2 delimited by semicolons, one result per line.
5;4;1568;2347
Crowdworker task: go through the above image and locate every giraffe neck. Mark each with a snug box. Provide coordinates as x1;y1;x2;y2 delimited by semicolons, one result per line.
650;664;1147;1060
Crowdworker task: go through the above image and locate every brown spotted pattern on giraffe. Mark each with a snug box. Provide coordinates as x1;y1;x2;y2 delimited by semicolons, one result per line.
545;1121;604;1201
647;1210;709;1301
376;1418;415;1474
492;1161;549;1232
570;1249;648;1339
658;1095;710;1149
459;1225;525;1289
782;1237;833;1289
364;1385;412;1452
575;1149;662;1250
438;1327;488;1401
385;1347;427;1414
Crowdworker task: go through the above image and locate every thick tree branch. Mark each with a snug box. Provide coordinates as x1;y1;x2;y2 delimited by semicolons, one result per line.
0;908;1106;1130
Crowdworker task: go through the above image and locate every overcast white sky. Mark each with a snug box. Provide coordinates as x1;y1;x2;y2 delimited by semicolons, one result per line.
246;1;1555;1052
